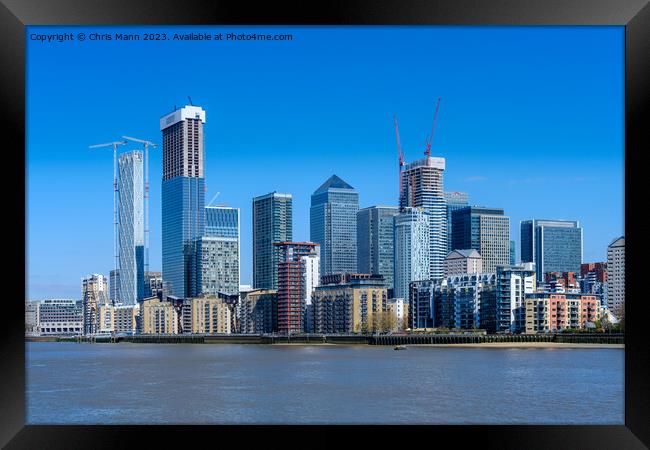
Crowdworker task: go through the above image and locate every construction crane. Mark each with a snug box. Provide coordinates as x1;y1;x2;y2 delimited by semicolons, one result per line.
393;114;405;204
89;140;127;277
122;135;158;275
424;97;441;157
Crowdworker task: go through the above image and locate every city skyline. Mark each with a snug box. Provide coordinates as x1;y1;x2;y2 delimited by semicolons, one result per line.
27;26;624;298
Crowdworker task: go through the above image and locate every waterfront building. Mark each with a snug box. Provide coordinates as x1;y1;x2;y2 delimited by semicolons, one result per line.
82;274;109;335
444;191;469;253
301;248;320;333
109;269;120;302
239;289;278;334
144;271;164;298
274;242;320;334
182;296;232;334
357;205;400;294
140;298;178;334
199;206;240;296
36;299;83;335
525;293;599;333
161;105;206;298
452;206;510;273
400;156;447;279
312;273;387;334
510;240;516;265
409;280;435;329
393;207;430;300
98;303;115;333
520;219;583;282
386;298;406;331
25;300;40;334
310;175;359;276
481;264;536;333
114;304;139;334
607;237;625;318
444;249;482;277
118;151;145;305
252;192;293;290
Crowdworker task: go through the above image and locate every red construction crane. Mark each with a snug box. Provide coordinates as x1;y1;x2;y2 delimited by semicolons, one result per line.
424;97;441;157
393;114;405;199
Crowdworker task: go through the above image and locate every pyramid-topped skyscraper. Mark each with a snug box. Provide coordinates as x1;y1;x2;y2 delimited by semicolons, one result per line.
310;175;359;276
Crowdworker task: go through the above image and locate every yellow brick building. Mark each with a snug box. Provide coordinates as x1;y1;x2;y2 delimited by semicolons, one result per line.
140;298;178;334
187;296;231;334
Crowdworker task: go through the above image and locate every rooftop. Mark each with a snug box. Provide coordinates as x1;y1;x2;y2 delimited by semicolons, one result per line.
313;175;355;193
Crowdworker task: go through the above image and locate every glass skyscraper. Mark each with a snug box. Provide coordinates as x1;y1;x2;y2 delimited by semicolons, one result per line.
452;206;510;273
400;156;447;280
444;191;469;253
199;206;240;296
393;207;430;300
310;175;359;276
117;151;145;305
357;205;399;293
252;192;292;290
161;105;206;299
520;219;583;281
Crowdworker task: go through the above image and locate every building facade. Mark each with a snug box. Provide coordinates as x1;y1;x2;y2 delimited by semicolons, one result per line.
393;207;430;300
400;156;447;279
161;105;206;298
140;298;178;334
313;274;387;334
144;271;164;298
199;206;240;296
109;269;120;303
525;293;599;333
37;299;83;335
239;289;278;334
444;249;482;277
520;219;583;282
452;206;510;273
444;191;468;253
357;205;400;294
118;150;145;305
82;274;109;335
580;262;608;308
310;175;359;276
275;242;320;334
252;192;292;290
113;304;139;334
184;296;232;334
607;237;625;318
482;264;536;333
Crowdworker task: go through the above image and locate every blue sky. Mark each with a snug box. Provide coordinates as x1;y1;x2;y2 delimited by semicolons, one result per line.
26;26;624;299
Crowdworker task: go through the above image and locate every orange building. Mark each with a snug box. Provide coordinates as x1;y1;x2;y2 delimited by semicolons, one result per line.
525;293;599;334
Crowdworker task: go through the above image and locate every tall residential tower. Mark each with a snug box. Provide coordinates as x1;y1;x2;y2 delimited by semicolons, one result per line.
160;105;206;299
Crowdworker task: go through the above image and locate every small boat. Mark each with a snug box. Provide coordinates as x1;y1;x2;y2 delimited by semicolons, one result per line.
394;345;407;350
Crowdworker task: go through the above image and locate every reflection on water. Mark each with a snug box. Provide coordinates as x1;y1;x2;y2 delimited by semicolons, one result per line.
27;342;624;425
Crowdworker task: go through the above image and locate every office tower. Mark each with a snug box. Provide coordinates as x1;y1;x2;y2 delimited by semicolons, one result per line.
400;156;447;279
444;249;482;277
35;299;83;335
520;219;583;282
310;175;359;276
606;236;625;318
444;191;469;253
144;271;163;298
82;274;109;335
199;206;240;296
357;206;399;293
510;240;516;265
393;207;430;300
118;151;145;305
452;206;510;273
109;269;120;303
274;242;319;334
252;192;292;290
313;274;387;334
161;105;206;298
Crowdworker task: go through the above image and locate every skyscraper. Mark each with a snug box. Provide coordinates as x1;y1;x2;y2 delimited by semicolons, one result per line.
510;240;516;265
310;175;359;276
393;207;430;300
357;205;399;293
400;156;447;279
520;219;583;281
109;269;120;303
274;242;320;334
117;151;145;305
199;206;240;296
252;192;292;290
606;236;625;318
452;206;510;273
161;105;206;298
444;191;469;253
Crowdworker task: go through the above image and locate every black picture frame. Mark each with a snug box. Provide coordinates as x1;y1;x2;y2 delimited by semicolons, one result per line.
3;0;648;448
